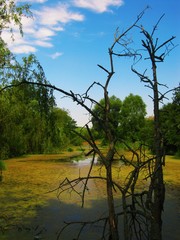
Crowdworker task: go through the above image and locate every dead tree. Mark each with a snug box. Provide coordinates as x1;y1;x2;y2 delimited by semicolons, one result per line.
132;15;176;240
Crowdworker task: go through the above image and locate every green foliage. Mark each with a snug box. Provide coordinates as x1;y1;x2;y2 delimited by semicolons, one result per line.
92;94;146;143
0;0;78;157
0;160;6;171
160;87;180;155
120;94;147;142
0;160;6;182
92;95;122;139
0;54;77;158
139;117;154;151
67;147;73;152
0;0;31;34
0;0;31;80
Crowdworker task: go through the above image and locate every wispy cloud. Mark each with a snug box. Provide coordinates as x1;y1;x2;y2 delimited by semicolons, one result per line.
34;3;84;26
2;2;84;54
33;27;56;39
72;0;124;13
34;40;53;47
49;52;63;59
2;0;123;55
11;45;37;54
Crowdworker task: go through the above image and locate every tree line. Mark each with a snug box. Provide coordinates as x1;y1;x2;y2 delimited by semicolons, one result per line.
0;51;179;159
1;57;178;160
92;91;180;156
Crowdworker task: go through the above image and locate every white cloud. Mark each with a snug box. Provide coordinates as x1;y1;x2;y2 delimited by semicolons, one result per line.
33;27;55;39
11;45;37;54
2;31;27;47
34;3;84;26
73;0;124;13
34;40;53;47
2;2;84;54
49;52;63;59
2;0;123;55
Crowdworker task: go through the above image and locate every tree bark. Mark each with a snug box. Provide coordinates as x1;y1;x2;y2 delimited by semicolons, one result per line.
106;162;119;240
150;63;165;240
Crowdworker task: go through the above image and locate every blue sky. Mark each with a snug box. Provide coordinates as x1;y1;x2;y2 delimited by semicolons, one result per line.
3;0;180;126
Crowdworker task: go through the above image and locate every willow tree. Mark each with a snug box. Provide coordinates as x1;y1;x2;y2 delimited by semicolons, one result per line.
0;0;31;34
0;0;31;68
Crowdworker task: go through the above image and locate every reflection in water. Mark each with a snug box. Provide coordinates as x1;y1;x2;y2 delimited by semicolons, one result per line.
72;156;98;165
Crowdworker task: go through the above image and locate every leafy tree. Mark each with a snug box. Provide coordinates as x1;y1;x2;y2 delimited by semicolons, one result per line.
48;107;78;151
92;94;146;143
0;53;78;157
0;0;31;74
120;94;146;142
160;87;180;155
140;116;154;149
0;0;31;34
92;95;122;140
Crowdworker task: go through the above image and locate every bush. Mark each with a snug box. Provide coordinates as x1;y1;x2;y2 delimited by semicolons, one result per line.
67;147;73;152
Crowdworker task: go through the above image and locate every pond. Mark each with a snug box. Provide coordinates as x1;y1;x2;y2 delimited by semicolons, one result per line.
0;155;179;240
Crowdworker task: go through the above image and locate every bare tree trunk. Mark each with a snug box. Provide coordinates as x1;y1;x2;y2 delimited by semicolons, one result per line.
131;19;175;239
122;193;129;240
150;65;165;240
106;162;119;240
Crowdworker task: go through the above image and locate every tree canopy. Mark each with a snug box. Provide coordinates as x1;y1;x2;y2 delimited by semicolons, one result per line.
0;54;78;159
92;94;146;143
92;95;122;139
160;87;180;155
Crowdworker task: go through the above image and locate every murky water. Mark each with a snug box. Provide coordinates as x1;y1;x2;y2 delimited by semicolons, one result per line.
0;156;179;240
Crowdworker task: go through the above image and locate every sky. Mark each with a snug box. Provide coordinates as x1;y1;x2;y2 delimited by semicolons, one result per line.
2;0;180;126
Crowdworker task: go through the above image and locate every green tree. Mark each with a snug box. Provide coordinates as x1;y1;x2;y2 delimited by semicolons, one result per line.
92;94;146;143
0;0;31;74
47;107;77;151
120;94;146;142
160;87;180;155
0;0;31;34
140;116;154;149
92;95;122;140
0;54;56;157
